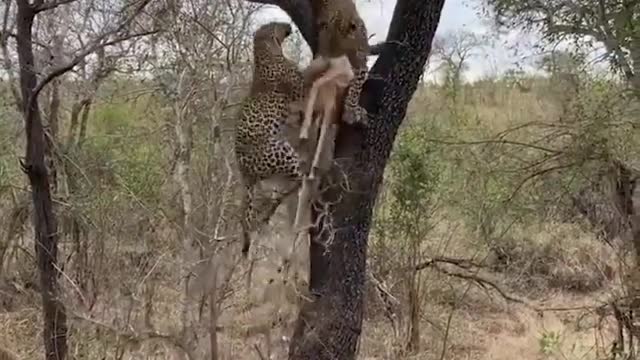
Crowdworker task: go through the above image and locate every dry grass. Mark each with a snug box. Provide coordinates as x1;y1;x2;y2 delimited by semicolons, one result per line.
489;222;619;294
364;213;622;359
0;286;620;359
358;288;618;360
0;80;633;359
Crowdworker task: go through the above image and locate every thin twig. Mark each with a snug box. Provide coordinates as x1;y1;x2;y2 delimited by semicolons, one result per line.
69;311;195;359
34;0;79;13
253;344;267;360
414;256;484;271
26;0;156;118
426;263;535;309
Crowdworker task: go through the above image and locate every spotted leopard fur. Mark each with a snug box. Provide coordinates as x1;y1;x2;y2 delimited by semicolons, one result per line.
250;22;304;100
312;0;370;125
235;22;305;256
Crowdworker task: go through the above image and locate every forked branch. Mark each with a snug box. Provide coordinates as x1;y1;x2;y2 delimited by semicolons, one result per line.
27;0;156;116
34;0;80;13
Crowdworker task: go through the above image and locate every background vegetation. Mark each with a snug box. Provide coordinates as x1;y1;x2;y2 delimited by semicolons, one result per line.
0;0;639;358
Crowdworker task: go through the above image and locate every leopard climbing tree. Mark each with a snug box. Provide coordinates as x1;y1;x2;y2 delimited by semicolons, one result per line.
246;0;447;358
311;0;370;126
234;22;305;257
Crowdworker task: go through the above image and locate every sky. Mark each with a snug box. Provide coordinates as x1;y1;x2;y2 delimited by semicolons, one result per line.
256;0;546;82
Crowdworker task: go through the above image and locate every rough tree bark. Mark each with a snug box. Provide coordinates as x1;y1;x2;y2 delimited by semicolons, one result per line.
15;2;68;359
172;70;200;358
248;0;446;358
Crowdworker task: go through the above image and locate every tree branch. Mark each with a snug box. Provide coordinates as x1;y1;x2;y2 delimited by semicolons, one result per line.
429;263;534;308
425;138;563;154
28;29;156;117
414;256;485;271
69;311;200;358
34;0;80;13
547;24;601;40
368;41;387;56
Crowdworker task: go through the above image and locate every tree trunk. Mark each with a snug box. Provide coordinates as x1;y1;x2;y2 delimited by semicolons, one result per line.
613;161;636;228
630;36;639;98
46;78;60;193
271;0;447;358
174;71;199;354
15;2;68;359
406;260;421;352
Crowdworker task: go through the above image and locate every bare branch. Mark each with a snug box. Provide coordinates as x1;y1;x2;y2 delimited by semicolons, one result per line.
34;0;80;13
2;31;52;50
68;311;199;358
368;42;386;56
30;30;156;108
414;256;485;271
426;263;534;308
505;162;579;204
26;0;156;117
425;138;563;154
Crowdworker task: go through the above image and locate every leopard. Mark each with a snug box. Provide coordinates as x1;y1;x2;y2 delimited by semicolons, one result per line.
234;21;306;257
280;0;370;225
309;0;371;126
249;22;304;99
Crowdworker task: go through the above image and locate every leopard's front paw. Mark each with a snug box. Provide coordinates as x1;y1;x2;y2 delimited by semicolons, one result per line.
342;104;368;126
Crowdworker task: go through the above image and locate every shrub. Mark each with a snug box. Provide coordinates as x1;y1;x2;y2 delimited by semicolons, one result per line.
489;222;616;293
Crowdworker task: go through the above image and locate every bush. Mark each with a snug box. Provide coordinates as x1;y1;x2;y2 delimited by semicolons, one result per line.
489;222;616;293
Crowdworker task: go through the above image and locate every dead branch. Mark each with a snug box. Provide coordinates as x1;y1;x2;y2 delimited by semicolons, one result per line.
368;41;386;56
426;263;533;308
254;344;267;360
414;256;485;271
413;255;531;308
505;162;579;204
34;0;80;13
29;29;158;113
424;138;563;154
27;0;156;115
